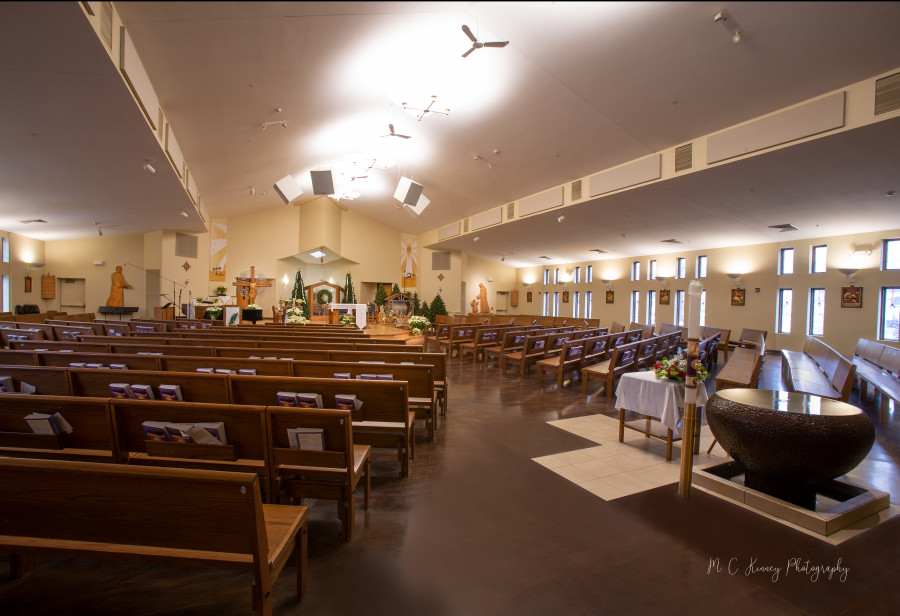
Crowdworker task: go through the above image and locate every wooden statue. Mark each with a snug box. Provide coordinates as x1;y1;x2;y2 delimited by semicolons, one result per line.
470;297;479;314
478;283;490;313
106;265;133;307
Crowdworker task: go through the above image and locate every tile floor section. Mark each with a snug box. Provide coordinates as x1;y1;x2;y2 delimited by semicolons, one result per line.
535;413;727;500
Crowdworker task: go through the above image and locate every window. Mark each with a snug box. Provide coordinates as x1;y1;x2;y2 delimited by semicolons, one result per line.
880;287;900;341
1;237;8;263
809;289;825;336
631;261;640;281
811;245;827;273
554;268;560;284
696;255;707;278
648;260;657;280
779;248;794;275
675;290;685;326
543;269;550;285
552;291;560;317
699;290;707;326
646;290;656;325
542;292;549;316
585;291;592;319
884;239;900;270
630;291;640;322
676;258;685;279
1;275;8;313
574;267;581;284
573;291;580;318
777;289;793;334
586;265;593;283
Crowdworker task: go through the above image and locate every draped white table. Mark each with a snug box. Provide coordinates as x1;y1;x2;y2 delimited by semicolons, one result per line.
328;303;367;329
614;370;710;460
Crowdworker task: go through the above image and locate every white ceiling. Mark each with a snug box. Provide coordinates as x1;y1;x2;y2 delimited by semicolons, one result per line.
2;2;900;265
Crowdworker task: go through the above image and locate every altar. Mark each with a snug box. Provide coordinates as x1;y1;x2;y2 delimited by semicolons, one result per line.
328;303;367;328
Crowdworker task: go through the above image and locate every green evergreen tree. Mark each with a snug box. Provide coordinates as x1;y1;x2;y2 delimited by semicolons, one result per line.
419;297;429;319
411;292;420;316
430;294;448;320
391;283;400;295
374;284;388;308
343;271;356;304
291;270;310;318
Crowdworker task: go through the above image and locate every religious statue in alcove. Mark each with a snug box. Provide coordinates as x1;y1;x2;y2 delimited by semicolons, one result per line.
106;265;133;307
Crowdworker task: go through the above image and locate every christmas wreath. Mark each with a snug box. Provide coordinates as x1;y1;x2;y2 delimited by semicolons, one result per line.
315;288;333;305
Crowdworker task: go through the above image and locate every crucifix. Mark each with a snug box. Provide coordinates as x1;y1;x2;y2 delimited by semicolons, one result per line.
232;266;273;308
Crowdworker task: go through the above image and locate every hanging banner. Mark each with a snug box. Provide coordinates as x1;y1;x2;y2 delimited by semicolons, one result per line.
209;220;227;282
401;235;417;288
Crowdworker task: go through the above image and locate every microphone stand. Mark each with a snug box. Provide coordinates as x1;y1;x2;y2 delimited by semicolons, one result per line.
124;263;191;318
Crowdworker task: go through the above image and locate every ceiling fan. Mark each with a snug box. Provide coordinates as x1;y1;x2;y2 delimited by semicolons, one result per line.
382;124;411;139
461;24;509;58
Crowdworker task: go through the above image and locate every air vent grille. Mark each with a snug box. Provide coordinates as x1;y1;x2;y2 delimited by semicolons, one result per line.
100;2;113;49
463;218;469;233
506;202;515;220
18;219;47;224
175;232;198;258
432;251;451;271
875;71;900;116
674;143;693;172
589;249;607;254
661;238;683;244
571;180;582;201
769;223;799;232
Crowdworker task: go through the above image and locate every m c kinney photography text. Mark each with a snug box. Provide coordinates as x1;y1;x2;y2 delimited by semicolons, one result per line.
707;556;850;583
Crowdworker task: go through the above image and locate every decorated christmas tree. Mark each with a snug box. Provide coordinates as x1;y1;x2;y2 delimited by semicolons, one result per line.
374;284;388;308
291;270;310;318
418;297;429;318
412;292;420;316
391;283;400;294
429;294;448;320
343;272;356;304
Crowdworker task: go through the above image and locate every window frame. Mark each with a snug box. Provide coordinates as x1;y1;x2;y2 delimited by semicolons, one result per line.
572;291;580;318
777;288;793;334
630;290;640;322
883;239;900;270
585;291;592;319
586;265;593;283
879;286;900;341
646;290;656;325
648;260;657;281
631;261;640;281
808;288;825;336
696;255;707;278
779;247;794;275
675;290;685;326
810;245;827;274
676;258;685;279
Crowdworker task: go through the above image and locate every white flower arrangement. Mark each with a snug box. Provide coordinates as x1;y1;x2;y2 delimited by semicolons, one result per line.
246;304;262;310
285;306;307;324
340;313;356;327
407;315;430;334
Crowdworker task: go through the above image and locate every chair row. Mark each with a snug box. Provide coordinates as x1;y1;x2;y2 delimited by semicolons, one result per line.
781;336;856;402
852;338;900;422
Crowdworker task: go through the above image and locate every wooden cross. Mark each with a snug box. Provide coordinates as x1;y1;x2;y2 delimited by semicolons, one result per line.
232;265;273;308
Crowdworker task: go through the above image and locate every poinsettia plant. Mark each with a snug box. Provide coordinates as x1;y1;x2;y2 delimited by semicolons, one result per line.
340;313;356;327
246;304;262;310
407;315;430;335
653;356;709;382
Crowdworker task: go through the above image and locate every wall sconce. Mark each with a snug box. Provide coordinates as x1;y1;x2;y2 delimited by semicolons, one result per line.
726;273;743;287
600;279;612;288
838;268;859;285
282;274;290;286
656;276;668;288
24;261;45;274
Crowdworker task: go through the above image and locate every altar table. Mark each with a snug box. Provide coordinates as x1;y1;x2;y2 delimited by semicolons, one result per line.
328;303;367;329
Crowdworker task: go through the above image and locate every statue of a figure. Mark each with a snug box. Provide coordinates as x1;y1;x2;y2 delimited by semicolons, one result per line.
106;265;133;307
470;297;479;314
478;283;490;313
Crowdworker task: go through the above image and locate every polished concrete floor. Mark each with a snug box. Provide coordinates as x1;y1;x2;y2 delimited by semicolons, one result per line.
1;351;899;615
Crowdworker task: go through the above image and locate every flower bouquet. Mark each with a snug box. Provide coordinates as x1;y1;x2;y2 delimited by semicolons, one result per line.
286;306;308;325
247;304;261;310
653;356;709;383
407;315;430;336
204;306;223;320
339;313;356;327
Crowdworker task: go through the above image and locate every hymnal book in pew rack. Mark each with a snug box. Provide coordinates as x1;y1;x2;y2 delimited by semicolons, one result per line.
287;427;325;450
24;412;73;435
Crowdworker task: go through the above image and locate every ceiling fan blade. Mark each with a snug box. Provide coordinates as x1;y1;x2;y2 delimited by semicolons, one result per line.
462;24;477;43
397;134;411;139
389;124;396;134
483;41;509;48
461;46;476;58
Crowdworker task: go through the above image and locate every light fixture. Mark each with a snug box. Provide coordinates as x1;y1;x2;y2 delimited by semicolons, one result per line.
142;163;156;174
310;250;326;259
656;276;669;288
24;261;45;274
261;120;287;130
838;268;859;284
726;273;743;287
601;279;612;288
97;228;103;237
714;11;743;44
282;274;290;285
557;215;565;223
274;174;303;204
402;95;450;122
394;176;424;206
473;236;480;242
180;211;189;218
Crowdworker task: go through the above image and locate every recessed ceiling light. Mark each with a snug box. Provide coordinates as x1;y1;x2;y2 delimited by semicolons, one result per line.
310;250;326;258
887;190;895;197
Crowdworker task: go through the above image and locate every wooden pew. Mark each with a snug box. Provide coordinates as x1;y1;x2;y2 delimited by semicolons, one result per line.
0;457;308;616
581;340;641;397
266;407;370;540
37;351;161;370
633;337;661;371
109;398;269;480
458;326;507;364
160;356;294;376
291;360;437;440
536;338;587;389
229;375;413;477
69;368;231;403
0;394;114;462
500;334;550;379
0;349;38;365
0;365;71;395
483;330;531;368
714;333;766;391
781;336;856;402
